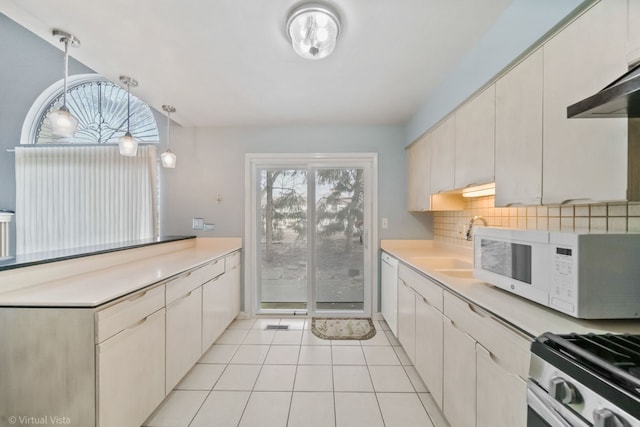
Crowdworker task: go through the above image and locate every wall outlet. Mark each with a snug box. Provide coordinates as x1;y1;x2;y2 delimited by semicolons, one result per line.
192;217;205;230
204;223;215;231
457;223;466;236
381;217;388;229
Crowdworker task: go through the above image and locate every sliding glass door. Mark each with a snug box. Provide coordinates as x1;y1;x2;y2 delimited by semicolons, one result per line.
249;155;375;317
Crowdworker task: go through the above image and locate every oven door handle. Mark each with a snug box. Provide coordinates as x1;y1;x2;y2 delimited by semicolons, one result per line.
527;380;588;427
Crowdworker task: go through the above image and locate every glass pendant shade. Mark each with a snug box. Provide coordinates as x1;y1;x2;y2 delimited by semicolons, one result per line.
161;104;177;168
161;150;176;168
48;106;79;138
118;75;139;157
287;4;340;60
50;30;80;138
118;132;138;156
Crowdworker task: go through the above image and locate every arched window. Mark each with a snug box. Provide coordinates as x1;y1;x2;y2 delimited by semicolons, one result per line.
22;74;159;145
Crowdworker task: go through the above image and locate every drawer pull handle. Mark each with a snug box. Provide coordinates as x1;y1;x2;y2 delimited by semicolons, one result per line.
127;315;150;330
421;296;432;307
468;303;488;318
126;290;149;302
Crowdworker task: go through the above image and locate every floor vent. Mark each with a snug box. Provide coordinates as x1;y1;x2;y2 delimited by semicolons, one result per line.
265;325;289;330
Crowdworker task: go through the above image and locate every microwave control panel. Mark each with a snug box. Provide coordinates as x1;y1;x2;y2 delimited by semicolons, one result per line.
550;246;576;312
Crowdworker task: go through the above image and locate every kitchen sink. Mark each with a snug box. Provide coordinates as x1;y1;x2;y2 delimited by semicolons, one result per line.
433;269;475;279
410;257;472;270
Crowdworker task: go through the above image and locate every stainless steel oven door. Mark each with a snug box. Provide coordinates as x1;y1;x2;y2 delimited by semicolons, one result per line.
527;380;589;427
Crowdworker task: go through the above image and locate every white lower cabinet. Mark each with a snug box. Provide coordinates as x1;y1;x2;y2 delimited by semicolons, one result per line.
476;343;527;427
97;308;166;427
398;265;445;407
397;274;416;364
415;294;444;408
443;316;477;427
226;251;242;324
166;286;203;393
393;264;531;427
202;273;229;351
0;249;242;427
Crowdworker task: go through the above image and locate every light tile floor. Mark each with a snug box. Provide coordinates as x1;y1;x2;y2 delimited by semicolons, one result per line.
143;318;449;427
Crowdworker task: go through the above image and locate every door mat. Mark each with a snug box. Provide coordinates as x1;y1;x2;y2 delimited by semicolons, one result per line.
311;318;376;340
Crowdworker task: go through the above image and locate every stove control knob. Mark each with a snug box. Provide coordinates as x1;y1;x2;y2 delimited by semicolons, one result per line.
549;377;581;404
593;408;624;427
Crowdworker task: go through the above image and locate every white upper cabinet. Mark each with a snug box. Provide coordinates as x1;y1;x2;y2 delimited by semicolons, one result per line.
543;1;629;204
628;0;640;64
407;134;431;211
495;49;543;207
430;115;456;194
455;85;496;189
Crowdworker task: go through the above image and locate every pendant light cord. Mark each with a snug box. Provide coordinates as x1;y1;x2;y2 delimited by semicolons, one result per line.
126;81;131;134
166;110;171;150
63;37;69;108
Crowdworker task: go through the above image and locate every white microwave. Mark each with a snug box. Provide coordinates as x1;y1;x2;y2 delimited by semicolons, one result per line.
473;227;640;319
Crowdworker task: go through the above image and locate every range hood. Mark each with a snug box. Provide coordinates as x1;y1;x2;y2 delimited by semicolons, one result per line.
567;63;640;118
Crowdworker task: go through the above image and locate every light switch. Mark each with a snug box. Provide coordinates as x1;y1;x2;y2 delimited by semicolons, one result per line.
381;218;388;229
192;217;205;230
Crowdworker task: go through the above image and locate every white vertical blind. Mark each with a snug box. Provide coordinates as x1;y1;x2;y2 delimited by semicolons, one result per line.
15;145;158;255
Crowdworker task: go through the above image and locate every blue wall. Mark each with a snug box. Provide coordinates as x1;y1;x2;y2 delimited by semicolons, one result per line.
405;0;588;145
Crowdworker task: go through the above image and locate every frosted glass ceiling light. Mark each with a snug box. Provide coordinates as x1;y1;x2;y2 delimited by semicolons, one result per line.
49;29;80;138
161;105;177;168
286;3;340;60
118;75;139;157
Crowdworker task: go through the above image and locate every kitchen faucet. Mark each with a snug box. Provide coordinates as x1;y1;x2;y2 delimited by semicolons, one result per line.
465;216;487;241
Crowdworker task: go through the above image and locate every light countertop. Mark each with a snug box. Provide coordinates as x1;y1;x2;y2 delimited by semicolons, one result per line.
381;239;640;337
0;238;241;308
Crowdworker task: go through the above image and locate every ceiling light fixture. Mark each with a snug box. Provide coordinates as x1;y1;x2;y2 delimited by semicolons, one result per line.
286;3;341;60
161;105;177;168
118;75;139;157
48;29;81;138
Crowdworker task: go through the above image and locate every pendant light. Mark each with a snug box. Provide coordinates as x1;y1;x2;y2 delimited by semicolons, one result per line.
48;29;81;138
118;75;139;156
161;105;177;168
286;3;341;60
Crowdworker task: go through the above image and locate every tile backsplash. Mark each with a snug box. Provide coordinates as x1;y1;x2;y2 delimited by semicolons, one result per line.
433;196;640;248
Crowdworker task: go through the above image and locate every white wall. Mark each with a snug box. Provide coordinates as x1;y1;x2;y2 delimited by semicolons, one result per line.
405;0;588;144
161;125;433;241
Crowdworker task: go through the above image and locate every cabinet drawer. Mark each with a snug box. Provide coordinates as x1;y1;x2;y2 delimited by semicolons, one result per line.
443;291;531;378
97;307;165;427
96;284;165;343
226;251;241;270
166;268;202;304
200;257;225;283
399;264;443;312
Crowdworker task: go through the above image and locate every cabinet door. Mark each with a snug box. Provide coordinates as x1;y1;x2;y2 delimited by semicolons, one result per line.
227;252;242;323
543;1;628;204
443;316;476;427
407;134;431;211
97;308;165;427
430;115;456;194
415;294;444;408
495;49;543;207
166;287;203;393
397;276;416;364
455;85;495;189
476;343;527;427
202;273;230;351
628;0;640;64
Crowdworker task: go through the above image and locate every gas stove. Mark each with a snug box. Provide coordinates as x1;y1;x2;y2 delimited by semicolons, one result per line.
528;333;640;427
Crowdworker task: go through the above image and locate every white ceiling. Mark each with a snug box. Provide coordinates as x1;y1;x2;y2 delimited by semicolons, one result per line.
1;0;511;127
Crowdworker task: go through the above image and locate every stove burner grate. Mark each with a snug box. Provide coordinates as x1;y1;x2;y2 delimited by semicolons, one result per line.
541;332;640;395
